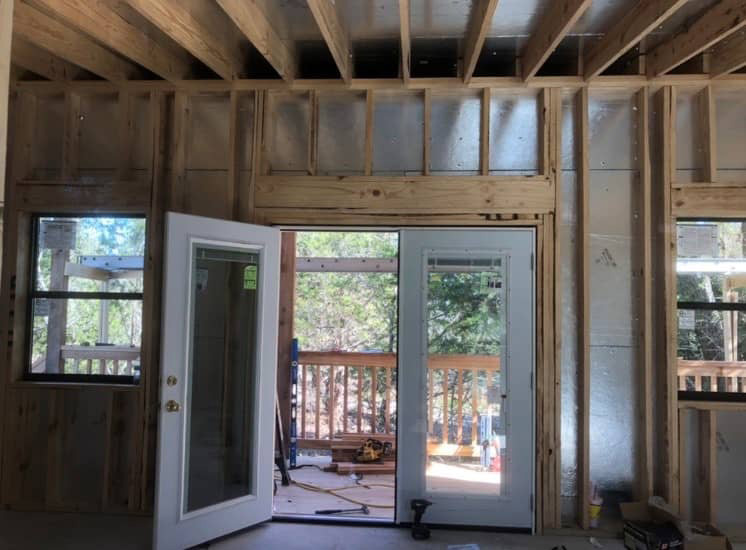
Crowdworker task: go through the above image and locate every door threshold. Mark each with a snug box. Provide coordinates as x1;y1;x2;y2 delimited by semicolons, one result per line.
272;513;396;527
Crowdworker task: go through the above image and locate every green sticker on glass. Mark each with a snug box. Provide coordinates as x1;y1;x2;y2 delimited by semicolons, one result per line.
243;265;257;290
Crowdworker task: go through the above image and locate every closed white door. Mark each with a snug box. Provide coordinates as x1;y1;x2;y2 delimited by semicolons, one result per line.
397;229;535;529
154;213;280;550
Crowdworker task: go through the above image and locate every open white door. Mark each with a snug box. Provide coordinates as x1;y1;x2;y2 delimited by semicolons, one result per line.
154;213;280;550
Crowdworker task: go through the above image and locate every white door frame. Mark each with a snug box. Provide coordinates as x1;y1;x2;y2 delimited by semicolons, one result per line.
154;212;280;550
396;228;536;529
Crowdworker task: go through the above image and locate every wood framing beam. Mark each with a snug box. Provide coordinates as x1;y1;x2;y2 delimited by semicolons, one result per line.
13;2;140;81
255;175;554;213
399;0;411;82
648;0;746;77
1;0;12;203
575;87;590;530
521;0;592;81
638;88;654;501
216;0;296;82
31;0;192;82
672;185;746;217
276;232;296;456
710;29;746;77
699;85;718;183
660;86;679;510
584;0;688;79
463;0;500;83
125;0;246;80
11;36;82;81
306;0;352;83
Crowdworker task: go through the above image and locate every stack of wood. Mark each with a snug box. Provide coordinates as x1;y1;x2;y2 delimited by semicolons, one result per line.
323;433;396;475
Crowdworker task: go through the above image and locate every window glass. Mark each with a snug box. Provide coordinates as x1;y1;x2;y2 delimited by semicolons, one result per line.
29;216;145;382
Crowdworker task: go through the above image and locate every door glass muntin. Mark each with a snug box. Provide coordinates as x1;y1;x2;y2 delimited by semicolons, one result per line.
182;239;264;517
423;249;510;499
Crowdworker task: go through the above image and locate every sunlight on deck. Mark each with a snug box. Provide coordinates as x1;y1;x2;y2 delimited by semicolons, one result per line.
426;461;501;495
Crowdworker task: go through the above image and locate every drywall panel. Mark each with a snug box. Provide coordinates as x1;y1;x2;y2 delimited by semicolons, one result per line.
489;90;540;174
269;92;310;174
318;92;366;175
715;90;746;183
430;91;480;174
372;91;423;175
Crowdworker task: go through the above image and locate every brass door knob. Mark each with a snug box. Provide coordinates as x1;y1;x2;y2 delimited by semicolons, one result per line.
165;400;181;412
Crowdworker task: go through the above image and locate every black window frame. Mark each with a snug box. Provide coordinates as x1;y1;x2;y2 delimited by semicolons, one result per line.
676;217;746;403
25;213;146;385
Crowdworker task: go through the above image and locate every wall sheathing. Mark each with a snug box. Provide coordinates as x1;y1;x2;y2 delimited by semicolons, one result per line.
1;84;745;534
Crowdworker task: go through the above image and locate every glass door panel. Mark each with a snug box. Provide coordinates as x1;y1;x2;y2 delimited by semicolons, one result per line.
185;245;259;512
425;255;505;497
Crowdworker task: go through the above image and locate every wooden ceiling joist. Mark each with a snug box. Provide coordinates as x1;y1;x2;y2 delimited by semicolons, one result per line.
710;30;746;77
216;0;296;82
11;36;82;81
30;0;192;82
399;0;411;82
521;0;592;81
13;2;140;81
125;0;246;80
463;0;500;83
584;0;689;80
648;0;746;77
306;0;352;83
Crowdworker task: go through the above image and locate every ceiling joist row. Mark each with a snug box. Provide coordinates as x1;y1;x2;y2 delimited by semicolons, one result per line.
9;0;746;85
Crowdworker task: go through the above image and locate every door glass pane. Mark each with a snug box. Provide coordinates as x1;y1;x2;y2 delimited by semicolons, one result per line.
185;245;259;513
425;255;505;496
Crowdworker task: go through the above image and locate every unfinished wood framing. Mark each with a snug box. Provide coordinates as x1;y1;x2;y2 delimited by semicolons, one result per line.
307;0;352;83
710;30;746;77
31;0;192;82
637;88;654;501
463;0;501;83
0;0;11;203
480;88;490;175
276;232;296;455
399;0;411;82
13;2;140;82
62;92;81;180
126;0;246;80
217;0;296;82
660;85;679;510
575;86;590;530
648;0;746;77
521;0;592;81
10;38;81;82
583;0;688;79
364;90;374;175
698;85;718;183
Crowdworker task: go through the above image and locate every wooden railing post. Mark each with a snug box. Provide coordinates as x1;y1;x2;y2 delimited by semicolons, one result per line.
357;366;363;433
343;366;349;434
371;366;377;433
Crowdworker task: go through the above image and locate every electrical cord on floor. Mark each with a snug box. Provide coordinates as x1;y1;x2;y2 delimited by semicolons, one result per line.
274;470;395;509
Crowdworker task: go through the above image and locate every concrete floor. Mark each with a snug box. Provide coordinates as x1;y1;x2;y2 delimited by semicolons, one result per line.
0;510;742;550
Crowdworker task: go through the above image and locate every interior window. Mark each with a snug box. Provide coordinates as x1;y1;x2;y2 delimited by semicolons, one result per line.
676;220;746;400
27;215;145;383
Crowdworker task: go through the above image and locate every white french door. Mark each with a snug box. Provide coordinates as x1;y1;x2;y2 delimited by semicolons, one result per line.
397;229;535;529
154;213;280;550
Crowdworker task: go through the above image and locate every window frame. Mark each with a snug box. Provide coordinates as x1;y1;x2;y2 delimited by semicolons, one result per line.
676;217;746;403
25;213;146;385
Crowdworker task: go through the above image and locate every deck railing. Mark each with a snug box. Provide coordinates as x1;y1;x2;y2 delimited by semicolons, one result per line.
59;345;140;375
297;351;501;450
678;359;746;393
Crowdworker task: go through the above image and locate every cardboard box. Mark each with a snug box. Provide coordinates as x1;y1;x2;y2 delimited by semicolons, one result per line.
685;523;732;550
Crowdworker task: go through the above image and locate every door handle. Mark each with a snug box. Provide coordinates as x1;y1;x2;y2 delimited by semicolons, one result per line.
165;400;181;413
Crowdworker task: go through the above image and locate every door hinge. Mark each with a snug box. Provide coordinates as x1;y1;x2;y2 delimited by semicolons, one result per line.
530;493;534;512
530;372;533;390
530;253;534;270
